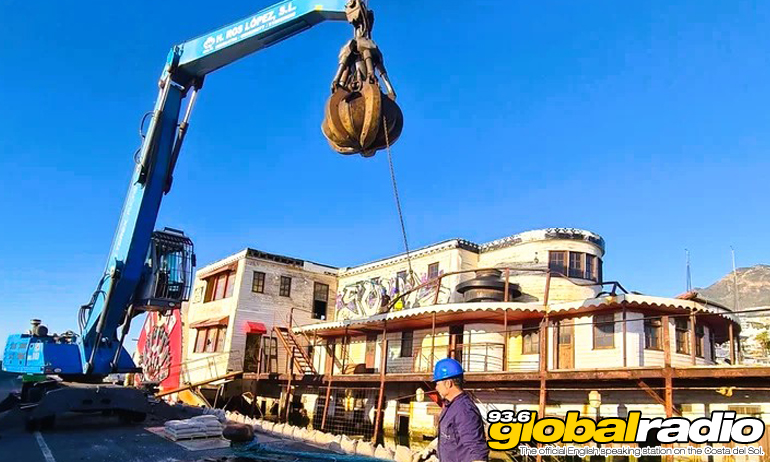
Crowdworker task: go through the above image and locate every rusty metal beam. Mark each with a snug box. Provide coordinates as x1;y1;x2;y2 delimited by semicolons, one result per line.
636;379;681;417
662;315;671;368
321;343;334;430
372;321;388;444
729;323;736;364
431;312;436;367
248;365;770;384
622;307;627;368
503;309;508;372
690;311;697;366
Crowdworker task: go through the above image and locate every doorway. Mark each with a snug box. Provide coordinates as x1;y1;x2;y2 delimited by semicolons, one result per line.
365;334;378;370
397;415;410;447
556;321;574;369
244;333;262;372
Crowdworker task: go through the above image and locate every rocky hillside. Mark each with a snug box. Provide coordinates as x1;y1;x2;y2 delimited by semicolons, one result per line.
696;264;770;311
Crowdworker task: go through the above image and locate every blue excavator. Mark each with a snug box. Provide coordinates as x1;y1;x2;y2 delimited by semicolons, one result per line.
1;0;402;429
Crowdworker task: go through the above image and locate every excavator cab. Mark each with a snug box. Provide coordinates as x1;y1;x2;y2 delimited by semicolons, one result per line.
135;227;195;312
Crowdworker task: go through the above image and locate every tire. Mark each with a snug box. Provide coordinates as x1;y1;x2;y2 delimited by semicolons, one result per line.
39;415;55;430
118;410;146;424
25;418;39;432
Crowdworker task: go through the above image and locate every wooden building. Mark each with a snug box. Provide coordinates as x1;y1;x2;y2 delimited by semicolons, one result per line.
177;228;770;459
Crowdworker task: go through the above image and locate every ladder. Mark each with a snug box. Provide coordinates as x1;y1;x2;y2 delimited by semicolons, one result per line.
274;326;317;375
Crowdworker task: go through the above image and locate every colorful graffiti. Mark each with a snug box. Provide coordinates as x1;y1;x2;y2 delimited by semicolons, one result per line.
335;270;451;320
134;310;182;391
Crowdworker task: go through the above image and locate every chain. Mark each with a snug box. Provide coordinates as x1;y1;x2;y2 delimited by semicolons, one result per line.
383;117;414;282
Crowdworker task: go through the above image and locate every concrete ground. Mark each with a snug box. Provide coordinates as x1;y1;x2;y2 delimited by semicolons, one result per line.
0;402;335;462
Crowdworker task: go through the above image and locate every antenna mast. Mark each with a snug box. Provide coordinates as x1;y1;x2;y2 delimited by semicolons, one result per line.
731;246;739;313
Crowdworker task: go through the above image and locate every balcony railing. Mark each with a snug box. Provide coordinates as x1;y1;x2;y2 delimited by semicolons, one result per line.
301;330;544;376
294;315;728;377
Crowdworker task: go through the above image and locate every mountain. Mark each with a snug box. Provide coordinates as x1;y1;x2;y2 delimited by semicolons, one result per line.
696;264;770;311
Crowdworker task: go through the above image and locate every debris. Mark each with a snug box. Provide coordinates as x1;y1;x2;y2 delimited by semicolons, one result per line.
223;422;255;443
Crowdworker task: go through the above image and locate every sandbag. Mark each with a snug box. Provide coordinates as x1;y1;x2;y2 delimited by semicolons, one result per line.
375;445;395;460
395;445;413;462
356;441;376;457
340;435;358;454
328;440;344;454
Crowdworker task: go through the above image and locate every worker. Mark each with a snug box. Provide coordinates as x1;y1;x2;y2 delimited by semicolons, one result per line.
414;358;489;462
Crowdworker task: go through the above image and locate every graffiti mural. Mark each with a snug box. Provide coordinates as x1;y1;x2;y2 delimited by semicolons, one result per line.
335;270;451;320
134;310;182;391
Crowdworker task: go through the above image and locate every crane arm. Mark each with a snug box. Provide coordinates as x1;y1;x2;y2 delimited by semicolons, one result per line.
3;0;354;379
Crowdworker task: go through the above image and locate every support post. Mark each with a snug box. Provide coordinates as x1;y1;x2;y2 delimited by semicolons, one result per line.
433;275;442;305
690;311;697;366
537;316;548;462
622;307;627;367
284;347;294;423
502;309;508;372
321;351;333;430
662;315;671;369
431;312;436;367
503;268;510;302
543;272;552;306
729;323;736;365
342;326;349;374
372;322;388;444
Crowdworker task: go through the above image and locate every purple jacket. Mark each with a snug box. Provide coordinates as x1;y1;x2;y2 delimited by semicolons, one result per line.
438;393;489;462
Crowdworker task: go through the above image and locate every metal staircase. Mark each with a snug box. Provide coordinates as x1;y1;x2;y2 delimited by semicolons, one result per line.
274;326;317;375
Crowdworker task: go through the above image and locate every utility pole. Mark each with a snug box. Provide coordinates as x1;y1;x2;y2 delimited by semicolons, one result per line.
685;249;692;293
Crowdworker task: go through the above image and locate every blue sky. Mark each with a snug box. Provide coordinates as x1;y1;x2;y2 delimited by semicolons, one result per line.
1;0;769;349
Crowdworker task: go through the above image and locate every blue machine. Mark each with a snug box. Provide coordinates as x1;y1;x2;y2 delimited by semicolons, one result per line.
1;0;386;426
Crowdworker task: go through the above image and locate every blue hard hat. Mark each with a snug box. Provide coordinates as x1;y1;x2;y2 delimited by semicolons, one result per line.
433;358;464;382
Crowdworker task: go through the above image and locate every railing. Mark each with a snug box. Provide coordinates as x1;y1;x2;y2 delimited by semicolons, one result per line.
299;330;545;376
296;313;731;377
171;350;243;385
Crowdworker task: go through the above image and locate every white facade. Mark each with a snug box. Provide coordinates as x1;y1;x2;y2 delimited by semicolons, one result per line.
183;248;337;384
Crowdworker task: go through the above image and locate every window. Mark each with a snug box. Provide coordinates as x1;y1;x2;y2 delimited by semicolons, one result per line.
585;255;597;282
204;271;236;302
644;317;662;350
313;282;329;320
695;324;704;358
593;314;615;349
252;271;265;293
568;252;584;278
549;251;567;276
675;318;690;354
396;270;407;293
193;286;204;303
598;258;603;283
522;322;540;355
428;263;440;280
193;326;227;353
400;331;414;357
280;276;292;297
728;405;762;417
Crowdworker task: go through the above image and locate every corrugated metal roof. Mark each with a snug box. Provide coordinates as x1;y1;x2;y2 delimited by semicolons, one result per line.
295;294;739;333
